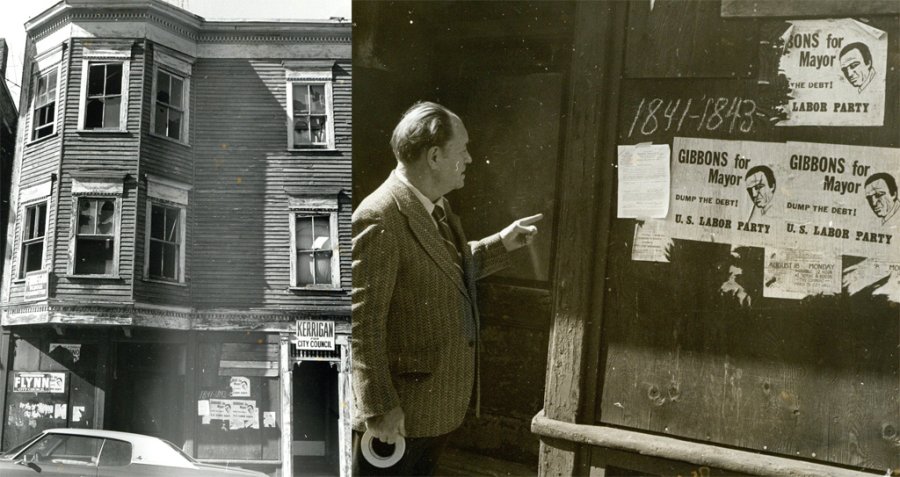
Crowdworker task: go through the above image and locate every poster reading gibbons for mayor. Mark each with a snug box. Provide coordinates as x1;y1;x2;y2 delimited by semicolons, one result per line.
778;18;887;126
666;137;899;262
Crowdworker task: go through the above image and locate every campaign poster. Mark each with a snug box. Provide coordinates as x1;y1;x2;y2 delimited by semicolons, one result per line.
778;18;887;126
13;372;66;393
667;137;784;250
782;142;898;262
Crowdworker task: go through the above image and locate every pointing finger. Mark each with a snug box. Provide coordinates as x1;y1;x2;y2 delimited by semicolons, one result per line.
517;213;544;226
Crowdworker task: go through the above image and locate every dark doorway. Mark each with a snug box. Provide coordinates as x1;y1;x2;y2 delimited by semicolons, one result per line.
292;360;339;476
107;342;185;445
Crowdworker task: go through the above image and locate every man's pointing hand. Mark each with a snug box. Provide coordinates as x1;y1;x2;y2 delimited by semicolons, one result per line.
500;213;544;251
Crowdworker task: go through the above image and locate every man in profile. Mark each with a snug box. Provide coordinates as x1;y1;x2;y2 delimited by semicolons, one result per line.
744;165;777;222
840;42;876;93
864;172;899;226
351;101;541;475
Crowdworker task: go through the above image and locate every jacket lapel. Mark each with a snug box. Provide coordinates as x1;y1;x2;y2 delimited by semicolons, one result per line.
387;176;471;302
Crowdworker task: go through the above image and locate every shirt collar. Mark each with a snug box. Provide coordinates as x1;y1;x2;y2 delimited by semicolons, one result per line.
394;169;445;217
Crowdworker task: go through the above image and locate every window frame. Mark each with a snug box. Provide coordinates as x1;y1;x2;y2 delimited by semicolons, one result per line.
67;176;124;278
31;67;60;141
16;182;53;280
143;175;191;285
77;42;132;132
149;49;192;145
285;63;336;150
19;200;49;279
288;197;340;289
27;45;63;144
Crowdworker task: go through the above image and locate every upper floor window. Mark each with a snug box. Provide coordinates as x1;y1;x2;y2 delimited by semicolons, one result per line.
32;69;58;140
288;193;340;288
20;202;48;277
69;175;124;277
74;197;118;275
85;63;123;129
78;41;132;132
285;61;335;150
151;49;193;144
144;175;191;284
29;45;63;142
17;182;53;278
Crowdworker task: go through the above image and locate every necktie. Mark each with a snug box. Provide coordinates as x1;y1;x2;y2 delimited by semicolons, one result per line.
432;204;463;275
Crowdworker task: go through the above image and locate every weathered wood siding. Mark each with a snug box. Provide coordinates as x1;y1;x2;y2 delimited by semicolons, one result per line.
192;58;351;312
6;42;67;302
133;41;194;307
52;39;143;303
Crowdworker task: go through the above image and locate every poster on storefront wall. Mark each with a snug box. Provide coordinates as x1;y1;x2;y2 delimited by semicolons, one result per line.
631;220;671;263
666;137;785;250
763;248;841;299
13;372;66;393
782;142;898;261
263;412;276;428
617;144;670;218
50;344;82;362
209;399;232;420
296;320;335;351
842;258;900;302
778;19;887;126
229;377;250;397
665;138;899;263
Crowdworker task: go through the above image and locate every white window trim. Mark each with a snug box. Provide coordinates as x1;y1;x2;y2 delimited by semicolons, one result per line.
68;177;124;277
143;175;191;284
77;43;132;132
16;182;53;280
288;196;340;289
149;49;192;145
285;66;336;150
29;59;62;143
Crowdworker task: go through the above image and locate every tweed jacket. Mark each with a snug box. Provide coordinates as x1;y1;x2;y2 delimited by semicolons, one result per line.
351;172;510;438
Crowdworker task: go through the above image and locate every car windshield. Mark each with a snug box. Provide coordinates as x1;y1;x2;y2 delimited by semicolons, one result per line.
1;432;43;458
162;440;198;464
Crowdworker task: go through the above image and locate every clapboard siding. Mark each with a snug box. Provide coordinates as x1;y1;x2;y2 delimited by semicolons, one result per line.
133;42;194;307
192;58;351;311
52;39;144;302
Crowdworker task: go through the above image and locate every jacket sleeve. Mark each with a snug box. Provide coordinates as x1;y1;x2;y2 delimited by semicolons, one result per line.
350;213;401;421
469;232;511;281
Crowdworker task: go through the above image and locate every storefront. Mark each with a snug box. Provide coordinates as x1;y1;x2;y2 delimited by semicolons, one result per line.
0;318;351;477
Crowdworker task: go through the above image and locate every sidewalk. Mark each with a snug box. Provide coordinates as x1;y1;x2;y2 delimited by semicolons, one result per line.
436;448;537;477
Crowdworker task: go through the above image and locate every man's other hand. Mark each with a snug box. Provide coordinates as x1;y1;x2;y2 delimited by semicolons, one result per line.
365;406;406;444
500;213;544;251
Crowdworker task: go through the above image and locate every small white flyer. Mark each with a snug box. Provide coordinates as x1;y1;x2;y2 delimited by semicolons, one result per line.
617;144;670;219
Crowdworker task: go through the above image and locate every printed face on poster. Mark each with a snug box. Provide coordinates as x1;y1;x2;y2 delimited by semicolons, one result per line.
778;18;887;126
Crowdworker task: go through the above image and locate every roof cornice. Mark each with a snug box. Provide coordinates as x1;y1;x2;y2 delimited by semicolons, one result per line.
26;0;350;45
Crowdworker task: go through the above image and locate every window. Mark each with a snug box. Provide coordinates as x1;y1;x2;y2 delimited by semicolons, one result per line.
74;198;117;275
97;439;132;467
32;69;58;140
144;175;190;283
153;70;185;140
294;215;334;286
148;203;182;281
21;434;102;467
285;61;335;149
78;41;131;132
20;202;47;277
289;193;340;288
291;83;330;147
84;63;123;129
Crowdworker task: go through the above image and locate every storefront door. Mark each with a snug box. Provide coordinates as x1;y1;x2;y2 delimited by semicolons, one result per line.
292;360;338;476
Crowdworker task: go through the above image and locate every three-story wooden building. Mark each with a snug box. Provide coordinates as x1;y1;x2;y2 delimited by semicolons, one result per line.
0;2;351;476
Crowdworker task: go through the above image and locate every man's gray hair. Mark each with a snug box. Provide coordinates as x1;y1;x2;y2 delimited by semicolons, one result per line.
390;101;455;164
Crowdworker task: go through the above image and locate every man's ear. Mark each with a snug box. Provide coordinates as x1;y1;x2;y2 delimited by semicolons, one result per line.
425;145;441;170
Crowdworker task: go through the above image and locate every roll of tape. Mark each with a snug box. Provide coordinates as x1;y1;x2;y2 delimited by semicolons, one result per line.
360;429;405;469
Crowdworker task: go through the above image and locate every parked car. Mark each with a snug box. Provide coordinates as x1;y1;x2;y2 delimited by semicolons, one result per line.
0;428;267;476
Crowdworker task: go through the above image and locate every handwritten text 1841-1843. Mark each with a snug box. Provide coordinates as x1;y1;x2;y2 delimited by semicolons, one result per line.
627;96;760;138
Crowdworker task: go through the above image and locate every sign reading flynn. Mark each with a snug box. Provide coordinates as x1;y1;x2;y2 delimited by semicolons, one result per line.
295;320;335;351
13;372;66;393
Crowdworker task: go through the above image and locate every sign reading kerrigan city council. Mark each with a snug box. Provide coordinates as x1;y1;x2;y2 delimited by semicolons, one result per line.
778;18;887;126
295;320;335;351
665;137;898;261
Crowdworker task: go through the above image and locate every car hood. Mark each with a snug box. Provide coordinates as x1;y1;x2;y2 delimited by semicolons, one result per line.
192;462;268;476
